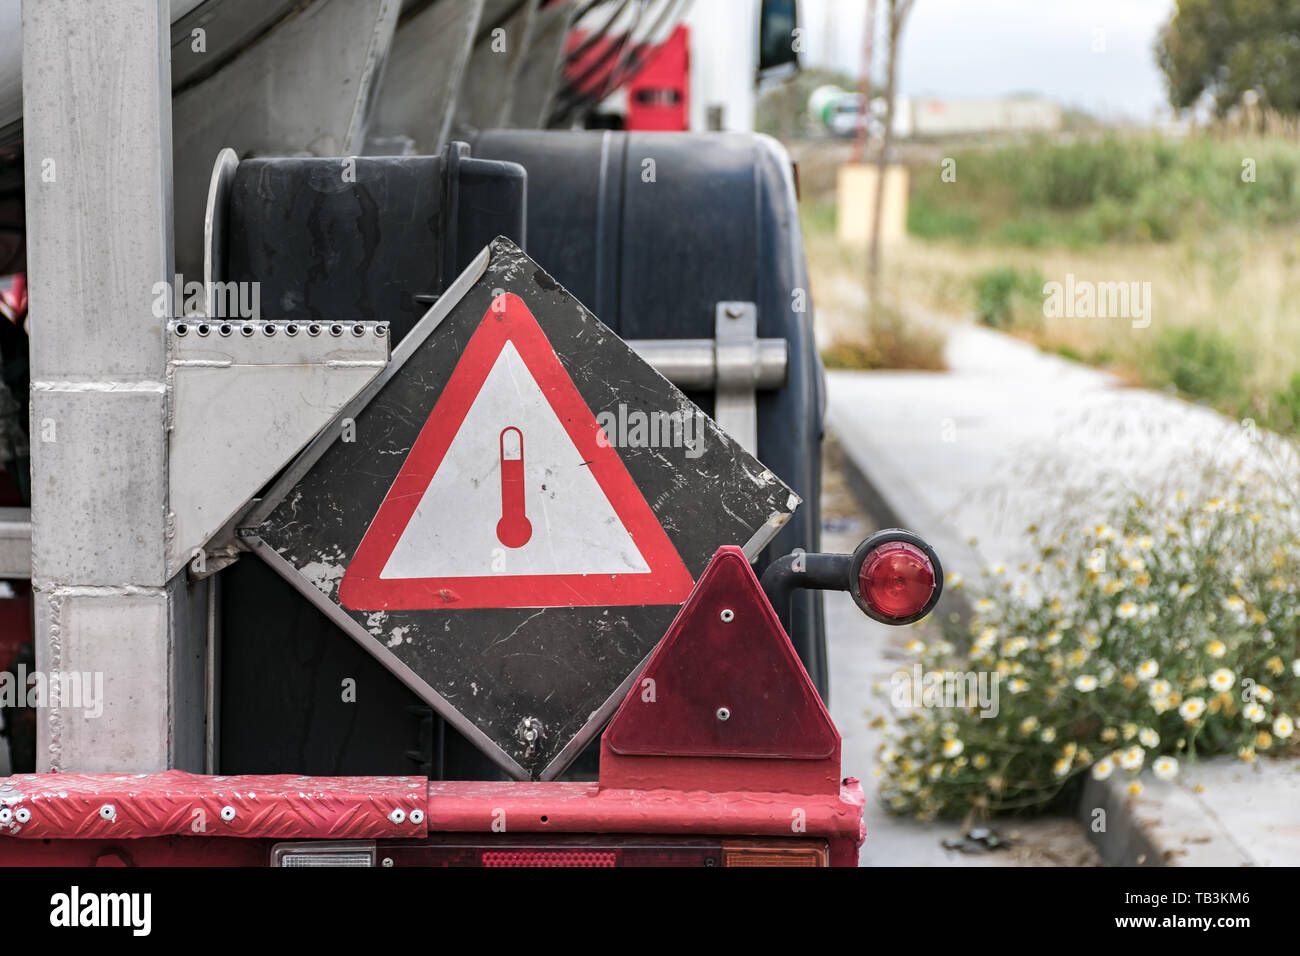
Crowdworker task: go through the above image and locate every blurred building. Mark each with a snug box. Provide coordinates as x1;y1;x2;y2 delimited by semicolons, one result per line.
909;95;1062;136
810;88;1062;139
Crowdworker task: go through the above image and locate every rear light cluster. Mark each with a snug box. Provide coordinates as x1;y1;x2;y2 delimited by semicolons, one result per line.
272;842;377;867
271;837;828;867
758;528;943;632
849;531;942;625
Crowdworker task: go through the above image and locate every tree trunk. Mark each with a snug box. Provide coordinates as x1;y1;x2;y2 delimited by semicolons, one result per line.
851;0;877;164
867;0;913;304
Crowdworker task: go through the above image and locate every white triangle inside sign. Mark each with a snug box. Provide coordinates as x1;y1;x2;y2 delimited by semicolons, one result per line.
381;341;652;580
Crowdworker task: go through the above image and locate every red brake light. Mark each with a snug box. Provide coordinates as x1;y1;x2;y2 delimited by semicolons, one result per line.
851;534;940;624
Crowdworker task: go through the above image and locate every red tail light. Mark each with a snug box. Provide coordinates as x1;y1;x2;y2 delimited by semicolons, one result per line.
481;849;617;867
850;531;942;625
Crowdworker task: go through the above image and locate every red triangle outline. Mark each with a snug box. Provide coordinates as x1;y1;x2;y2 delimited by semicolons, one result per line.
604;546;839;759
338;293;695;611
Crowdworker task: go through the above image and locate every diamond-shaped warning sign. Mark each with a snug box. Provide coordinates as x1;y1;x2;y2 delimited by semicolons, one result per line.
338;294;694;611
243;238;800;780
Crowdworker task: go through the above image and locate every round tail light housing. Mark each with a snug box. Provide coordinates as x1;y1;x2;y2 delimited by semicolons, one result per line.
849;530;942;625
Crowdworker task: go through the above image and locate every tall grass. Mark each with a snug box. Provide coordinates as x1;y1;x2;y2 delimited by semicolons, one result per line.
876;129;1300;433
909;132;1300;248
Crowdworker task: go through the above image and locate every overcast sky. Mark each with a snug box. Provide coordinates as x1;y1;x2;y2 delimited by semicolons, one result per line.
797;0;1179;119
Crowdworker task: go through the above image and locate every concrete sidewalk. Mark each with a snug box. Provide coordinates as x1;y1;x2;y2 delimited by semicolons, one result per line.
826;320;1300;867
828;322;1280;586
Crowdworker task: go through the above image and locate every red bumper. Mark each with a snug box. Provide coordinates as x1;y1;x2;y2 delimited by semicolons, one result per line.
0;771;865;866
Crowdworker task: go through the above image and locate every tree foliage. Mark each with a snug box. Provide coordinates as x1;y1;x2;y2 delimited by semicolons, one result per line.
1157;0;1300;116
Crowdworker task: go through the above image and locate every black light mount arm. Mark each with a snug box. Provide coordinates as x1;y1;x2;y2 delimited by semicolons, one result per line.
760;551;852;636
759;529;944;633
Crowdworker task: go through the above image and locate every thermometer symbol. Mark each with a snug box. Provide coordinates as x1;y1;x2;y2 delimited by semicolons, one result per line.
495;426;532;548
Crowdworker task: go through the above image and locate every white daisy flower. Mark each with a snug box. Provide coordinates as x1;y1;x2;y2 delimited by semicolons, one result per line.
1153;756;1178;781
1091;757;1115;781
1209;668;1234;692
1274;714;1294;740
1119;746;1144;771
1179;697;1206;722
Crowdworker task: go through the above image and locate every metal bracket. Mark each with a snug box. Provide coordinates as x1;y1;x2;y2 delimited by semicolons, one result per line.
166;319;389;579
623;302;786;457
714;302;763;454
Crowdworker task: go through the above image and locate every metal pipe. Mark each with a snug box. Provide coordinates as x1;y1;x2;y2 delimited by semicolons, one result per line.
627;338;788;390
759;551;852;636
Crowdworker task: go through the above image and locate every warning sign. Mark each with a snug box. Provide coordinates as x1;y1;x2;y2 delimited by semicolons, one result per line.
339;294;694;611
243;238;800;780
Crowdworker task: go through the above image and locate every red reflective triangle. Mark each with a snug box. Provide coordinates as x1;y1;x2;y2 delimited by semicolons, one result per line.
339;294;694;611
604;546;838;759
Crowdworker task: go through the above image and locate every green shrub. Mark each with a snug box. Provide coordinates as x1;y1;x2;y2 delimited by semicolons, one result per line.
993;218;1052;247
1264;373;1300;434
906;194;981;242
906;133;1300;249
1151;326;1246;405
879;477;1300;820
821;305;948;371
972;266;1044;329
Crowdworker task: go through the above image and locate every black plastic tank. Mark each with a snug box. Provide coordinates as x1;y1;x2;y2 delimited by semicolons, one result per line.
474;130;828;694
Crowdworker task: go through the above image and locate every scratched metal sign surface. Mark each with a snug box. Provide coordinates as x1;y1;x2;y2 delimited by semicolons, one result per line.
244;238;799;780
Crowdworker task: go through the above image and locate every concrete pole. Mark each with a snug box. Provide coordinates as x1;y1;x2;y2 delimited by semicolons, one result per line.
22;0;205;771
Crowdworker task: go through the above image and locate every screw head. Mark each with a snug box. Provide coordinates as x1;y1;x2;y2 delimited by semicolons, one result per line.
99;804;116;821
220;805;237;822
381;857;394;867
720;608;734;623
13;807;29;824
388;808;407;825
716;706;731;721
725;304;743;319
